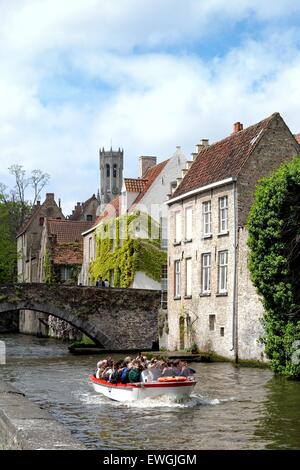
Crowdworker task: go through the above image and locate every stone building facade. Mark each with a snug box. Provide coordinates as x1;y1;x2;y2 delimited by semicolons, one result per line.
16;193;65;336
166;113;300;361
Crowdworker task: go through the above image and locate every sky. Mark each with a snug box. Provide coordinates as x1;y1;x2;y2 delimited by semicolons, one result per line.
1;0;300;215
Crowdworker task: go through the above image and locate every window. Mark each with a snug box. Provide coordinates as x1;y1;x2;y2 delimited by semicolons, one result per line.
209;314;216;331
113;164;117;178
60;266;71;281
185;206;193;240
218;250;228;293
174;211;182;243
220;327;225;337
185;258;192;297
202;201;212;237
219;196;228;233
161;264;168;291
106;164;110;177
86;214;93;222
174;260;181;298
39;217;44;226
201;253;211;294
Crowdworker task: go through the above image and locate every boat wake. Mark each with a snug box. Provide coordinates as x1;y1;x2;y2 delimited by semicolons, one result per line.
76;390;236;409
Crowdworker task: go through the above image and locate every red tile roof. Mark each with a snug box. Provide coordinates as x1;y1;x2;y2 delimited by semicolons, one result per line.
132;159;169;206
173;113;291;199
52;244;83;265
124;178;148;192
47;219;92;243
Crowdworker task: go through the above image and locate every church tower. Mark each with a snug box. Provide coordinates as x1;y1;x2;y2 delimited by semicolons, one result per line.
99;147;124;206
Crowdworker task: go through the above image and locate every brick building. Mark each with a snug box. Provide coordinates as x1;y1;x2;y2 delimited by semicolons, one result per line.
166;113;300;361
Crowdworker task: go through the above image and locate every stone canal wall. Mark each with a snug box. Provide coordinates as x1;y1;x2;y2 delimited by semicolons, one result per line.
0;381;85;450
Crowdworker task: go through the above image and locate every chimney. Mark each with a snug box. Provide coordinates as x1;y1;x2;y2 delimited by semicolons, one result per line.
233;122;243;133
196;139;209;153
139;156;157;178
45;193;55;201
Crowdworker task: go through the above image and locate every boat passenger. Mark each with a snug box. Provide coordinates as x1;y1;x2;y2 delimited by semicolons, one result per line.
179;360;196;376
128;361;142;383
148;362;162;381
120;361;133;384
161;361;180;377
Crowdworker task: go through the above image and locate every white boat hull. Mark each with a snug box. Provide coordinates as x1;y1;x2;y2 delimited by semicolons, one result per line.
90;375;196;402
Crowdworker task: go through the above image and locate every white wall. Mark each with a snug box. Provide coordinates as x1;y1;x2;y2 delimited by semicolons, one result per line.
131;271;161;290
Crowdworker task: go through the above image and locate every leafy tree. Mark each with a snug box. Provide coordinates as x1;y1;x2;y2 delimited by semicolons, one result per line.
248;157;300;379
0;166;50;284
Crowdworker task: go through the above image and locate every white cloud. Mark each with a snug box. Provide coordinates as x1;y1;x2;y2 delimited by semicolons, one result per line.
0;0;300;214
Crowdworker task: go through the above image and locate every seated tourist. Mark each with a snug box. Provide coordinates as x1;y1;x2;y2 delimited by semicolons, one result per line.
179;360;196;376
128;361;142;383
161;361;180;377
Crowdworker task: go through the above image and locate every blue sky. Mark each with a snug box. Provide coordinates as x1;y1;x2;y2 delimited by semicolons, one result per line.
0;0;300;214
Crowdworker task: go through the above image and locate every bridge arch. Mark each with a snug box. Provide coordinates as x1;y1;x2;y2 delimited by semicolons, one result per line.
0;284;160;350
0;302;111;348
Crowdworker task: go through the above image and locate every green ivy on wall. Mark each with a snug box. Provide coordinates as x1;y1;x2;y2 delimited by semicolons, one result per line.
89;212;167;288
44;248;54;284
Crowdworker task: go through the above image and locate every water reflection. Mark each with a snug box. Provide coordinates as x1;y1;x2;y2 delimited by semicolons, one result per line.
254;376;300;450
0;333;299;449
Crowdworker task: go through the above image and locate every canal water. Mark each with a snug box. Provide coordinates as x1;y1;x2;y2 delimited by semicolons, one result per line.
0;333;299;450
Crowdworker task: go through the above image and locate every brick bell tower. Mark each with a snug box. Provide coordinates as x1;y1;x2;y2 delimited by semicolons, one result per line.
99;147;124;207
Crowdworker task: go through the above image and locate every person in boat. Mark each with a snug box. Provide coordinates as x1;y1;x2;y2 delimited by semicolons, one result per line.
161;360;180;377
148;361;162;381
128;361;142;383
96;359;108;379
119;357;133;384
179;360;196;377
108;360;123;384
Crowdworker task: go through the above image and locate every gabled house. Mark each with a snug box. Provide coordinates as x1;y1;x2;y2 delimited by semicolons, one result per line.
68;194;100;222
38;219;92;284
166;113;300;360
16;193;64;283
80;147;187;290
16;193;64;337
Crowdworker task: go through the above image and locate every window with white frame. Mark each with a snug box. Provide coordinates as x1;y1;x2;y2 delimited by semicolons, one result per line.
201;253;211;294
219;196;228;233
185;258;192;297
218;250;228;293
185;206;193;241
174;211;182;243
202;201;212;237
174;260;181;297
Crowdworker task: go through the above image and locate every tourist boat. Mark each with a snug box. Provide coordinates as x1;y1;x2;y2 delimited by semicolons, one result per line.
89;375;197;402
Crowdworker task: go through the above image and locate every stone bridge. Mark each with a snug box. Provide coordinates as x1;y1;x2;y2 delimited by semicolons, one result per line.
0;284;161;350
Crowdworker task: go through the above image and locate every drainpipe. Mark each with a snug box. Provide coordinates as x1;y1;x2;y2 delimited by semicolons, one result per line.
232;179;239;363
